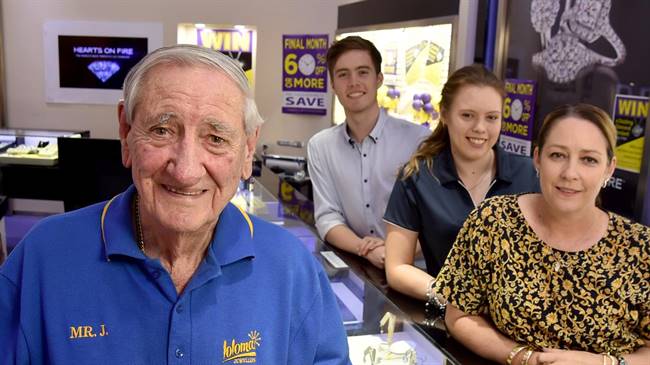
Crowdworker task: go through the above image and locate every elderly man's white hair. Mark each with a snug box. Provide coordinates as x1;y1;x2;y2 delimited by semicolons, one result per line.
122;44;264;135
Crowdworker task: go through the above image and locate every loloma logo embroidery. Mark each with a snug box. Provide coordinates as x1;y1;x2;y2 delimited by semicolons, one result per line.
223;330;261;363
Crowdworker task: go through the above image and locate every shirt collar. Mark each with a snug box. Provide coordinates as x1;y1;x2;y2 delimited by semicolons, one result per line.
367;109;387;142
101;185;256;266
433;145;514;185
341;109;387;145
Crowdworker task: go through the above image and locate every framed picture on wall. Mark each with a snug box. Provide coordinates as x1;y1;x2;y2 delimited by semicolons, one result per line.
43;20;163;104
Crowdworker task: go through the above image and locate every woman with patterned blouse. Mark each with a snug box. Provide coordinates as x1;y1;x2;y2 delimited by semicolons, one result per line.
436;104;650;365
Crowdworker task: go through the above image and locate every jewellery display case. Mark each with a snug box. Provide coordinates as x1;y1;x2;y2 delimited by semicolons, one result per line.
231;175;464;365
0;128;87;166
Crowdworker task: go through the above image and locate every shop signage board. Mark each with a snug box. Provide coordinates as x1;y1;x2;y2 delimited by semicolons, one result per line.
281;34;329;116
178;24;257;89
499;79;537;156
601;94;648;218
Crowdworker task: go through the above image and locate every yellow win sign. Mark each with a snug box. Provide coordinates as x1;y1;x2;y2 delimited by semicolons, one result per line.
177;23;257;88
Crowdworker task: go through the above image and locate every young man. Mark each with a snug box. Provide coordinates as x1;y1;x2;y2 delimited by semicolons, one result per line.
308;36;430;268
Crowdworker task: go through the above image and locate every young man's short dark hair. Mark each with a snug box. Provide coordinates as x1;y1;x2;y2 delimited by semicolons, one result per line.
326;36;382;77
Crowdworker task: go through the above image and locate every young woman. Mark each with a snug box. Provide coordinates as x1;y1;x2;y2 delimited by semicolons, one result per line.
437;104;650;364
384;65;538;301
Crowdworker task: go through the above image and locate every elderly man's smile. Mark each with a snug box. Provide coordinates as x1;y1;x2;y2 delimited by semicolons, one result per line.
162;184;208;197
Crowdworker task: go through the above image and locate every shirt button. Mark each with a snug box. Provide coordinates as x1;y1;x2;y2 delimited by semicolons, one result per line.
370;230;374;234
175;348;184;358
366;204;370;208
364;179;368;183
151;270;161;279
363;154;367;157
176;304;184;313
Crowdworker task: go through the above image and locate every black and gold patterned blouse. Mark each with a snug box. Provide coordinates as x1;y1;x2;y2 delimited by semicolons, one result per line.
435;194;650;355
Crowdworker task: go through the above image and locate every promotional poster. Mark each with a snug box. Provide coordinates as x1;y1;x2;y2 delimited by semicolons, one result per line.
504;1;650;220
281;34;329;115
58;36;148;90
499;79;537;156
601;94;648;217
334;21;453;128
177;24;257;88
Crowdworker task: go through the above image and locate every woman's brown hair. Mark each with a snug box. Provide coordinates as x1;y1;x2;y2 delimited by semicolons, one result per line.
402;64;506;178
536;103;617;163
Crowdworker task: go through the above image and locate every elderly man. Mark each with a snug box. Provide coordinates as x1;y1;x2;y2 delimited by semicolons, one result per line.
0;45;350;364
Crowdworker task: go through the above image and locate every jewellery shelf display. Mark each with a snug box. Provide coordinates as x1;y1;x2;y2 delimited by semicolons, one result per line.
0;129;84;166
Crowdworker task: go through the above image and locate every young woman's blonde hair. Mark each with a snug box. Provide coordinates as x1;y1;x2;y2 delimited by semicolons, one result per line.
402;65;506;178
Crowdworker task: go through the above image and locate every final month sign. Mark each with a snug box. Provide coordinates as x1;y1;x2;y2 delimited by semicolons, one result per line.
282;34;328;115
499;79;537;156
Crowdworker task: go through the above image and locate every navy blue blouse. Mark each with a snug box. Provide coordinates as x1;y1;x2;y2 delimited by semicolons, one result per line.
384;146;540;276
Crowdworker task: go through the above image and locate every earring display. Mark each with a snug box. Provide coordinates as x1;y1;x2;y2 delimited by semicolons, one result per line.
348;312;443;364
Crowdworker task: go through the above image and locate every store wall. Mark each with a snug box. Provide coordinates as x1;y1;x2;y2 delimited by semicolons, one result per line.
2;0;358;157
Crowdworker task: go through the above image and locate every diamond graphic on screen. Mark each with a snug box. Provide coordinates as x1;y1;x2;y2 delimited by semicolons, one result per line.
87;61;121;83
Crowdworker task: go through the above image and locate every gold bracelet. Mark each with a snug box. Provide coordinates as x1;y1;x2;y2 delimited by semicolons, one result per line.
521;348;534;365
506;345;528;365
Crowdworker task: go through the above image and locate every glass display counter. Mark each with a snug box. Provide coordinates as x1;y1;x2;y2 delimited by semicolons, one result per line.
230;180;462;365
0;128;87;166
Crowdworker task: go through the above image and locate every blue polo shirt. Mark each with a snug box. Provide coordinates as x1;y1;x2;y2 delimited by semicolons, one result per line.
384;146;539;276
0;186;350;364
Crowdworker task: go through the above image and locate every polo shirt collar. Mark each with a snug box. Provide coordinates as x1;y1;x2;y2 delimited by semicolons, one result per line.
433;147;459;184
341;109;387;145
493;145;515;183
101;185;256;266
433;145;513;185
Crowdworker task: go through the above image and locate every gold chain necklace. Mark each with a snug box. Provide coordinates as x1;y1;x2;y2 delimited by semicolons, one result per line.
134;194;146;254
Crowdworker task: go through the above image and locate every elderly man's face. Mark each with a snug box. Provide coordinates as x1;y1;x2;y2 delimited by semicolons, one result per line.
118;64;258;234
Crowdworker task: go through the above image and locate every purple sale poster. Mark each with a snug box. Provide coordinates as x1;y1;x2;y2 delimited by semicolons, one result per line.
282;34;328;115
499;79;537;156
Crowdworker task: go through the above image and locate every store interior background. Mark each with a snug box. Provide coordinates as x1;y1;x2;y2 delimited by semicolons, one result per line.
0;0;481;217
3;0;650;251
1;0;486;156
2;0;358;157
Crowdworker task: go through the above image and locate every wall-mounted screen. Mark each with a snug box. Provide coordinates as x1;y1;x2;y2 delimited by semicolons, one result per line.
334;18;455;128
43;20;163;104
58;36;148;90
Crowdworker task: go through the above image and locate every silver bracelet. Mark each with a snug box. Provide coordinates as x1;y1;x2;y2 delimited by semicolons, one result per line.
424;278;447;311
425;278;435;303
